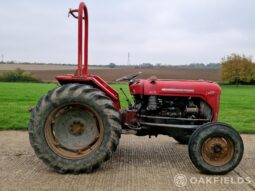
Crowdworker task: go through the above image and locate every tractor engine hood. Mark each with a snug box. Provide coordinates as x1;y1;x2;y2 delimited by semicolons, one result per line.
129;79;221;98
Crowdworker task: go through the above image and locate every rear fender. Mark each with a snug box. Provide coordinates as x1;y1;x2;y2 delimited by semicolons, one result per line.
56;74;121;110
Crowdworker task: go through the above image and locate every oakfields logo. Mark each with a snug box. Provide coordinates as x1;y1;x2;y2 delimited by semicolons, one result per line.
174;174;187;187
174;174;251;187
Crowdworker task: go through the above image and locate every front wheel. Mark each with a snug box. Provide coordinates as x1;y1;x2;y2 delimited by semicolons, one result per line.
188;122;244;175
29;84;121;173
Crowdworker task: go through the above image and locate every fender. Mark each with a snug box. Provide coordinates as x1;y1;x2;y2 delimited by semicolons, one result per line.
56;74;121;110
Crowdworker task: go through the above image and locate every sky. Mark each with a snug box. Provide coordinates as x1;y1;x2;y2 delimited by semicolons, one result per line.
0;0;255;65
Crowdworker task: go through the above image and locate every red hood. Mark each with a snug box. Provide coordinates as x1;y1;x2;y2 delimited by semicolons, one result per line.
142;79;221;96
130;79;221;97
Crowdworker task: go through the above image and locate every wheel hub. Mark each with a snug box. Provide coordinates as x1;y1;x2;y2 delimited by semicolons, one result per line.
69;121;85;136
53;107;99;151
212;144;223;153
202;136;234;166
44;104;104;160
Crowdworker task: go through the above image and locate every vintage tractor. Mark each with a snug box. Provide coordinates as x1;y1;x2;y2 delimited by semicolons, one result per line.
29;2;244;174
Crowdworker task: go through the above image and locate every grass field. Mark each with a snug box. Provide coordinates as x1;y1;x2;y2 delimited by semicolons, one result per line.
219;85;255;133
0;82;254;133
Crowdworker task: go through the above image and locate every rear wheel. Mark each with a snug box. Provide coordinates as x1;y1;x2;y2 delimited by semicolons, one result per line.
188;122;243;174
29;84;121;173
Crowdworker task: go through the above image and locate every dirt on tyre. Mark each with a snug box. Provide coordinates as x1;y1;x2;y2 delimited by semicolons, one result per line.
28;84;121;174
188;122;244;175
173;135;190;145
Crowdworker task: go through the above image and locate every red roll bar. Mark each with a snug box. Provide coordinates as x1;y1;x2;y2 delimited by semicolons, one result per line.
69;2;89;76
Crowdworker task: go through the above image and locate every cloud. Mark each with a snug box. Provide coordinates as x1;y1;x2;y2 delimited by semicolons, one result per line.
0;0;254;65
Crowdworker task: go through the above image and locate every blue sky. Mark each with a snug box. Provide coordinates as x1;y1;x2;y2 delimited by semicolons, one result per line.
0;0;254;65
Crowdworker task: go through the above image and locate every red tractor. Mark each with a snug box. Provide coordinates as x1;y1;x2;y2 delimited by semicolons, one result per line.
29;2;244;174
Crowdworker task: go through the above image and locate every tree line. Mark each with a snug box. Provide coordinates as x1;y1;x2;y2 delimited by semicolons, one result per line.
221;54;255;84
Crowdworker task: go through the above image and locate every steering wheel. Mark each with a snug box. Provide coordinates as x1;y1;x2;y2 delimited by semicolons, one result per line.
116;72;142;82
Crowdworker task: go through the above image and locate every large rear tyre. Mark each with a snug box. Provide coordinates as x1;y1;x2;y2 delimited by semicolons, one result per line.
188;122;243;175
29;84;121;174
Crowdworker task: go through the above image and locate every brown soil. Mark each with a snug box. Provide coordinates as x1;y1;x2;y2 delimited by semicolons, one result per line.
29;68;221;82
0;64;221;82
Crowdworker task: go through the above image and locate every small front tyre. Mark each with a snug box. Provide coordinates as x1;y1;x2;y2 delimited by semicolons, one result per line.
188;122;244;175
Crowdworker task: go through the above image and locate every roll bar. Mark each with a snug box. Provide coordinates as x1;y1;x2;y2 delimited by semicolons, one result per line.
69;2;89;76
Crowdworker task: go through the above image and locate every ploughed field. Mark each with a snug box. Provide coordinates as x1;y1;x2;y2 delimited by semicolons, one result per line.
0;64;220;82
0;82;254;133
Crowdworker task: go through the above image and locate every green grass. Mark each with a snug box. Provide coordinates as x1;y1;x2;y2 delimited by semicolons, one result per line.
0;82;254;133
0;83;56;130
219;85;255;133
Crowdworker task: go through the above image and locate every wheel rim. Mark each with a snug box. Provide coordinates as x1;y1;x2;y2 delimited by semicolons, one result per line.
44;103;104;160
201;136;234;166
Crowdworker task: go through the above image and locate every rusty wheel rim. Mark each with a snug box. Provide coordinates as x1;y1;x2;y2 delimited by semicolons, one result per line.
201;136;234;166
44;104;104;160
